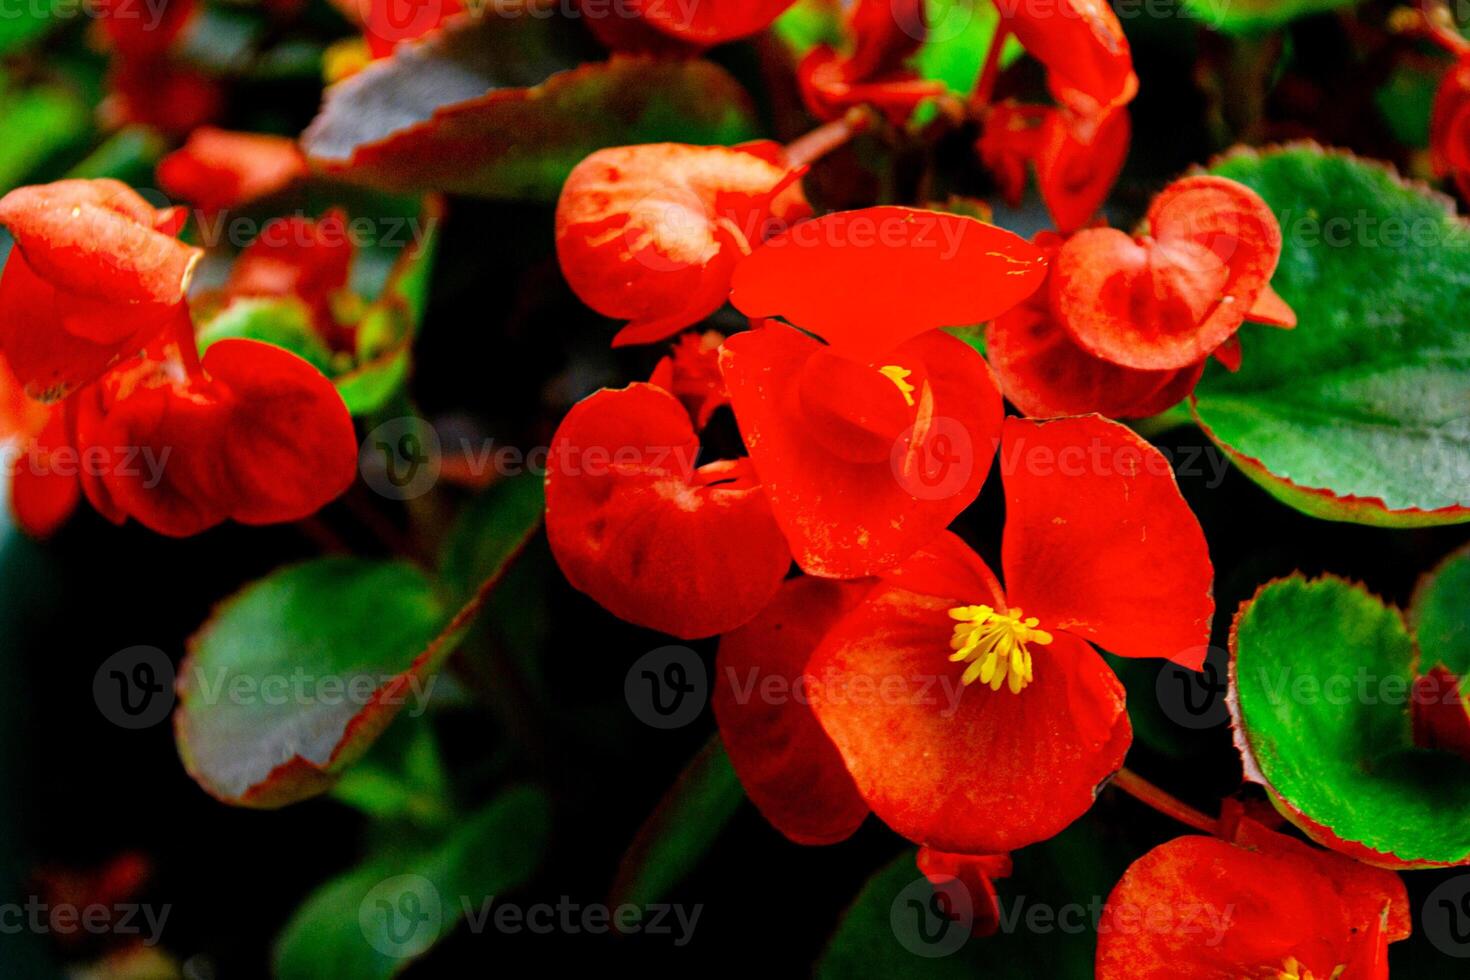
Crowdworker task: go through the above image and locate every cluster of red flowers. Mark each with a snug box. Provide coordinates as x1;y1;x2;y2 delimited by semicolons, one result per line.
0;178;356;536
538;4;1427;977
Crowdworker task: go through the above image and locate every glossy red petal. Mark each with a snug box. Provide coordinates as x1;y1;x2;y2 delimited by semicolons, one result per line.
916;848;1013;937
1035;107;1130;235
635;0;797;45
544;383;790;639
556;143;810;346
1053;176;1283;370
1245;282;1297;328
729;206;1047;360
1002;0;1137;121
1096;823;1410;980
712;576;873;845
989;272;1203;419
809;568;1130;853
1000;416;1213;666
720;323;1003;578
10;409;79;538
647;330;729;429
156;127;307;213
74;337;355;536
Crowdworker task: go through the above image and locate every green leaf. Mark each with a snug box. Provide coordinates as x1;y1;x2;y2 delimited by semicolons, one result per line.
65;125;167;184
301;15;759;200
196;297;339;375
1196;145;1470;527
330;719;453;829
439;474;546;603
0;83;88;191
175;558;453;808
915;0;1022;97
1229;574;1470;866
273;786;549;980
1412;543;1470;677
772;0;846;55
0;0;59;56
1375;65;1437;149
608;737;743;919
1180;0;1361;35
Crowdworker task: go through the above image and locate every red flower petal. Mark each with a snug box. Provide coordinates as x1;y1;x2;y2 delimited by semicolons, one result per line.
1000;416;1213;667
1035;107;1130;235
976;103;1047;208
729;206;1047;360
226;211;354;337
1001;0;1137;121
156;127;307;214
809;560;1130;852
1053;176;1284;370
916;848;1013;937
1412;665;1470;760
556;143;810;347
1245;282;1298;328
797;0;942;125
712;576;873;845
1432;55;1470;184
74;336;356;536
634;0;797;45
647;330;729;430
98;0;195;59
720;322;1003;578
1096;822;1410;979
362;0;463;58
10;409;79;538
544;383;790;639
989;268;1203;419
103;60;222;136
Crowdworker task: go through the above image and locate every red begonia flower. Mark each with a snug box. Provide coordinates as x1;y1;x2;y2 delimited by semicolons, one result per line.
1096;819;1410;979
1052;176;1292;371
544;383;790;639
648;330;729;430
556;143;811;347
0;180;202;401
916;848;1013;937
103;60;222;136
362;0;463;58
157;128;308;214
0;356;77;537
989;234;1204;419
806;417;1213;853
712;575;873;845
1432;54;1470;199
73;330;356;537
720;322;1004;578
226;211;354;341
978;102;1130;235
97;0;195;59
633;0;797;45
1000;0;1137;124
797;0;945;125
729;206;1047;361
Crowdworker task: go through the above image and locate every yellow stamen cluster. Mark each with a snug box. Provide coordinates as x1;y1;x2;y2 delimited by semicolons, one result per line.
1276;957;1346;980
878;364;916;406
947;605;1053;693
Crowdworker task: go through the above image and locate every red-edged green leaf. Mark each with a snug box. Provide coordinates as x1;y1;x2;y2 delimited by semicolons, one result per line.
175;558;453;808
1229;574;1470;868
608;736;743;920
273;786;549;979
301;14;759;200
1196;145;1470;527
1412;543;1470;677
